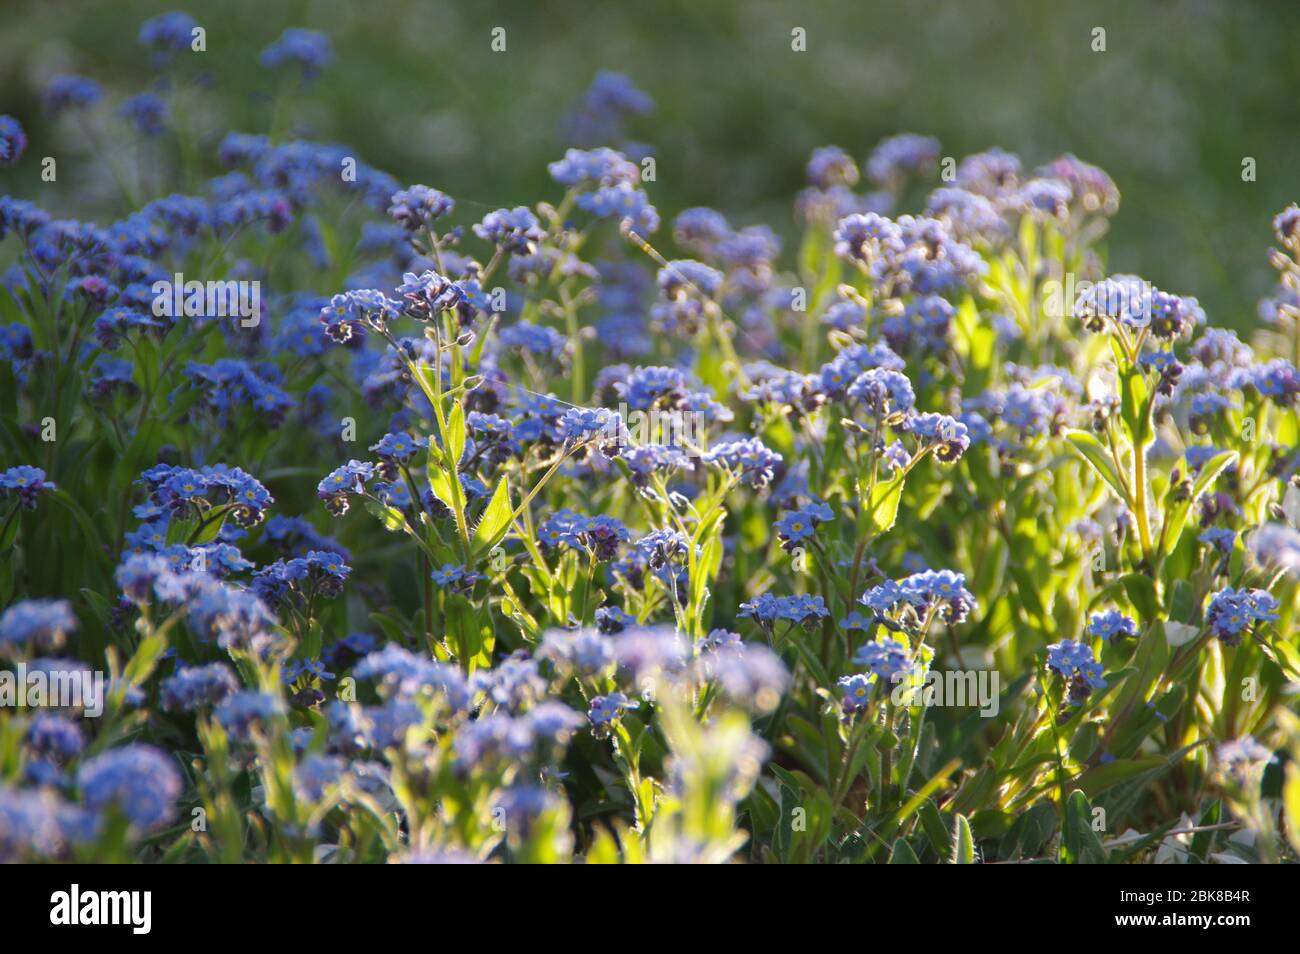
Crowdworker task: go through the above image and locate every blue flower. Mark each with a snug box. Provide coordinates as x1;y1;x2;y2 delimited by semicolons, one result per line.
119;93;168;136
539;510;630;561
123;519;168;553
565;72;653;145
866;133;940;185
389;185;454;230
611;626;690;682
594;605;636;635
588;692;637;731
0;115;27;165
1148;290;1201;340
354;645;470;710
696;643;789;713
860;569;978;625
1249;523;1300;576
548;147;639;188
738;593;829;630
25;714;85;763
139;12;200;54
847;368;915;419
658;259;724;300
1205;587;1280;645
702;437;783;489
1216;737;1275;782
261;515;350;560
214;691;284;742
185;580;283;656
1046;639;1106;703
362;699;425;750
906;412;970;462
0;599;76;655
0;466;56;510
619;444;694;485
260;28;333;78
431;563;482;595
294;754;344;802
774;511;816;545
77;745;181;831
833;212;903;264
538;627;616;678
317;460;375;515
161;663;239;711
838;611;872;631
807;146;859;189
474;207;544;253
774;501;833;551
1189;392;1234;423
44;75;103;113
837;673;875;713
1247;359;1300;406
853;636;913;682
1087;609;1138;641
673;207;731;251
472;653;546;711
370;431;422;464
575;182;659;236
1199;527;1236;556
501;321;569;360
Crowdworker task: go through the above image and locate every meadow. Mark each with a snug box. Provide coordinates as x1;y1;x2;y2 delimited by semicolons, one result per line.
0;8;1298;865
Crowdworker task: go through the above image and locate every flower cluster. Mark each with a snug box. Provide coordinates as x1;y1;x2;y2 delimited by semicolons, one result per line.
1204;587;1280;646
1046;639;1107;705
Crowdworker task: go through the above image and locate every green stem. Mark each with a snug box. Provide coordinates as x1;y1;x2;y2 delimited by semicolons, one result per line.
1133;440;1153;558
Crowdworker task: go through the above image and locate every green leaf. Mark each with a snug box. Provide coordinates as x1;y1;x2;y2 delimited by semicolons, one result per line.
889;839;920;864
79;587;114;629
1189;800;1221;864
789;787;834;863
1118;363;1154;450
191;508;230;546
919;798;951;858
122;631;168;688
1167;579;1195;623
49;490;107;566
470;477;513;558
0;506;19;550
1120;572;1160;623
1009;561;1050;628
426;464;456;512
864;472;905;535
364;500;406;533
1159;450;1236;558
950;813;976;864
954;296;995;395
1059;790;1108;864
1073;756;1166;799
446;400;467;471
1016;802;1058;859
369;611;413;647
1064;429;1129;504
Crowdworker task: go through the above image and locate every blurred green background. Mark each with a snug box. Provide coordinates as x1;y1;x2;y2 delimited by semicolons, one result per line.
2;0;1297;327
